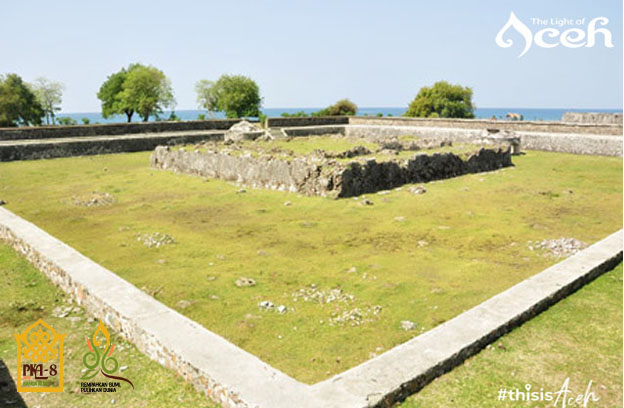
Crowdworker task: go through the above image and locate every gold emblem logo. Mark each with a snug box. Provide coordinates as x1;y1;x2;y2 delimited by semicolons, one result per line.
14;319;65;392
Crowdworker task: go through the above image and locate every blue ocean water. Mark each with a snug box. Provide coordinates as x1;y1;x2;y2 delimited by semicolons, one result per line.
59;107;622;125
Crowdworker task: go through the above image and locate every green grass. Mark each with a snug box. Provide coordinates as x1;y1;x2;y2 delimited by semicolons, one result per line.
0;243;219;408
0;150;620;383
401;263;623;408
189;135;489;163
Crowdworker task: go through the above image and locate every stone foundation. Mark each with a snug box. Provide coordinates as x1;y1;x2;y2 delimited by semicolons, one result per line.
151;144;512;198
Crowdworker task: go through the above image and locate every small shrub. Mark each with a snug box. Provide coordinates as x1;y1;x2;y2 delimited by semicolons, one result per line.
57;116;77;126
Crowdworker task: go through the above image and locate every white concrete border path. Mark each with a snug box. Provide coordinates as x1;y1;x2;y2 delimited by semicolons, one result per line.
0;206;621;408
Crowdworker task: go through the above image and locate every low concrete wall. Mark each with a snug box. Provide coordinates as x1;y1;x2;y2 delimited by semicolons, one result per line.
520;131;623;157
283;125;346;137
266;115;623;136
349;116;622;136
0;131;224;162
280;124;622;157
0;119;245;141
562;112;623;125
151;145;512;198
266;116;350;128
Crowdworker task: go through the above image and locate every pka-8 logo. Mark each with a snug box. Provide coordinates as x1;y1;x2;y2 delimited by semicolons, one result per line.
14;319;65;392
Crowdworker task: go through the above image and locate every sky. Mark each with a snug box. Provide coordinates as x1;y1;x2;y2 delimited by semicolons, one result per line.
1;0;621;113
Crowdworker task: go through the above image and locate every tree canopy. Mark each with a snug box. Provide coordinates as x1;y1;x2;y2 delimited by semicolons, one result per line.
405;81;475;119
0;73;44;127
32;77;64;125
315;99;358;116
97;64;175;122
196;75;261;118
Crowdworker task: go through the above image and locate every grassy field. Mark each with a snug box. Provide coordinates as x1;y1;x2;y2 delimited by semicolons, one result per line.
2;243;620;408
0;150;620;383
0;243;218;408
401;263;623;408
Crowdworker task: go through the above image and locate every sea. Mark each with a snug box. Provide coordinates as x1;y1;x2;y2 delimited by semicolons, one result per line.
58;107;622;125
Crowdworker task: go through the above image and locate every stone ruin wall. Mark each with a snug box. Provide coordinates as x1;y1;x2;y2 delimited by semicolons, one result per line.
561;112;622;125
151;145;512;198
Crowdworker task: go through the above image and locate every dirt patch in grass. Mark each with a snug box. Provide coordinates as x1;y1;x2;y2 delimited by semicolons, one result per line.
0;150;620;383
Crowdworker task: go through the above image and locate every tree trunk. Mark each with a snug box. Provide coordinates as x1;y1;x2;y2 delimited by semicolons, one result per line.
125;110;134;122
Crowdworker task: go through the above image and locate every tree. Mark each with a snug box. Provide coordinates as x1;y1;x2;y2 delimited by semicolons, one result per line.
98;68;133;122
405;81;475;119
195;80;218;117
31;77;64;125
120;65;175;122
97;64;175;122
196;75;261;118
57;116;77;126
314;99;358;116
0;73;44;127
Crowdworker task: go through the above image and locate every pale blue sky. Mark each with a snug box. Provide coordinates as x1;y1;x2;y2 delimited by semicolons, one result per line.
2;0;621;112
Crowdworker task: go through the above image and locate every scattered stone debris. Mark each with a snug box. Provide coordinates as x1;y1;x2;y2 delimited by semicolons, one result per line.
417;240;428;247
361;198;374;206
407;186;427;195
136;232;175;248
283;201;292;206
52;305;74;318
528;238;588;258
224;120;264;143
400;320;418;331
292;286;354;304
71;191;115;207
346;266;358;274
0;199;6;205
235;277;256;287
394;216;406;222
176;300;193;309
206;275;217;281
258;301;288;314
257;250;269;256
237;188;247;194
329;305;382;327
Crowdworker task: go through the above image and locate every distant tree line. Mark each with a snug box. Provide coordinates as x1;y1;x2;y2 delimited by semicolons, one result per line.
0;65;477;127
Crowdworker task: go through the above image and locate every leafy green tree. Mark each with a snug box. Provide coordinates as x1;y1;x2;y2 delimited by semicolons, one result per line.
196;75;261;118
31;77;64;125
97;64;175;122
195;79;218;117
120;65;175;122
405;81;475;118
98;67;134;122
0;73;44;127
57;116;77;126
314;99;358;116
